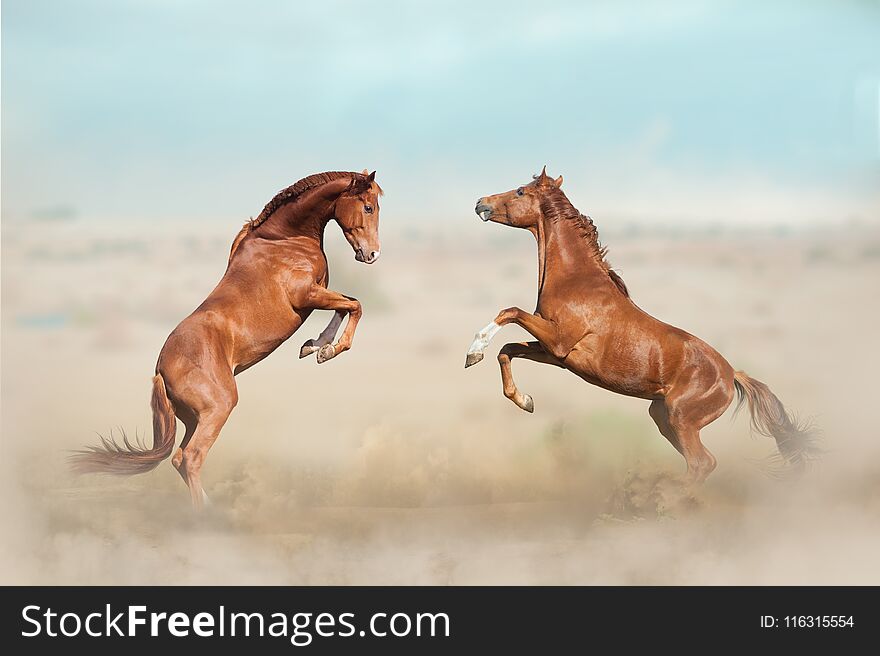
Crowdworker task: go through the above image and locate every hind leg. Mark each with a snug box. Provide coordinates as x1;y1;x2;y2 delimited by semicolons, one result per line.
179;406;234;509
164;365;238;510
663;368;735;483
650;397;714;482
171;406;198;486
648;400;683;456
671;424;716;483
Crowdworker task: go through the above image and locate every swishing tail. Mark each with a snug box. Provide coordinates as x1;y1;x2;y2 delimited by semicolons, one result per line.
69;374;176;475
733;370;822;471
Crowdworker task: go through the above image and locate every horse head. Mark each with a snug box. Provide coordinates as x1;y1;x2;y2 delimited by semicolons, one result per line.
474;166;563;230
334;170;383;264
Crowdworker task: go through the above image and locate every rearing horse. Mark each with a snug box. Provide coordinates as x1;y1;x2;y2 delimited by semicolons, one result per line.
465;168;819;482
72;170;383;508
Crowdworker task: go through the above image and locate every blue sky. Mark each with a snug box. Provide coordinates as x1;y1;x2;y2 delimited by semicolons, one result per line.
3;0;878;225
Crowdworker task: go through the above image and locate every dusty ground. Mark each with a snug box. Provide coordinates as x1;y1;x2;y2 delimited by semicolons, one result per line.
2;216;879;584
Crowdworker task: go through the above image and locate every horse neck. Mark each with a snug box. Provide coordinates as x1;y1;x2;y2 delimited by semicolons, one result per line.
535;204;611;294
255;177;353;244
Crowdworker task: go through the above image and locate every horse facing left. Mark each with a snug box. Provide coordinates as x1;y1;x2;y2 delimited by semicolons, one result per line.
71;170;383;509
465;168;820;482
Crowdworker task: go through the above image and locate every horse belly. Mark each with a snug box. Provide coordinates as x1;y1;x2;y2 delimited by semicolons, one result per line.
233;309;308;373
564;332;665;400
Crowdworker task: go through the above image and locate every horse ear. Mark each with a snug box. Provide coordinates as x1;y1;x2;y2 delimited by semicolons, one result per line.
366;170;376;183
554;175;563;188
362;169;369;175
537;165;555;185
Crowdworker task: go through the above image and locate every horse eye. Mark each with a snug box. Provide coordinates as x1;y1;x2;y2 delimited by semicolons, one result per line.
364;205;373;214
516;188;524;196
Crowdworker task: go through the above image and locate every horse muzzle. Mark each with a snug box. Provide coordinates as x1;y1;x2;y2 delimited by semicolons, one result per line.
475;200;493;222
355;248;381;264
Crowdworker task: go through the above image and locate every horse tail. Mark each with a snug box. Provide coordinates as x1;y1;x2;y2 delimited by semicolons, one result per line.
69;374;177;476
732;370;821;471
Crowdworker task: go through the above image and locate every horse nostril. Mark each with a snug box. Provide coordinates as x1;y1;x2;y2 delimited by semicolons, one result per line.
368;250;380;263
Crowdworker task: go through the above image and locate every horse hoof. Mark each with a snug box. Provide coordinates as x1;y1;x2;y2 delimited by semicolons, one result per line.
299;343;318;359
465;351;484;368
520;394;534;413
316;344;336;364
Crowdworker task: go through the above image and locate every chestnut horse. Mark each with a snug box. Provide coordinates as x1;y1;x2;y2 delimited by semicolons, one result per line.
72;170;383;508
465;168;819;482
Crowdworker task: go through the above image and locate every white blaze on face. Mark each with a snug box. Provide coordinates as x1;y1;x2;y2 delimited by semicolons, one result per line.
467;321;501;355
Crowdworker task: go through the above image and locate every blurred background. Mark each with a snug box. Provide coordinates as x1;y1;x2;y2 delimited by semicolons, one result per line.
2;0;879;584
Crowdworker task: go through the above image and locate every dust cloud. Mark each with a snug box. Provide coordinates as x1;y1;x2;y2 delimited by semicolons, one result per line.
2;217;879;584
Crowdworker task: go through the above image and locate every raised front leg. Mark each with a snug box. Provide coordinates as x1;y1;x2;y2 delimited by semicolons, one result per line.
464;320;502;367
299;311;344;359
497;341;565;412
465;306;564;368
304;286;362;363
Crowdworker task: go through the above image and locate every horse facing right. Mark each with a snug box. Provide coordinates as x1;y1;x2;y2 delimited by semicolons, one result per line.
71;170;383;509
465;168;820;482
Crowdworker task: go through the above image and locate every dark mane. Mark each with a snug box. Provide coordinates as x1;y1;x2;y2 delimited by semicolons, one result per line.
538;186;629;297
229;171;376;262
254;171;372;229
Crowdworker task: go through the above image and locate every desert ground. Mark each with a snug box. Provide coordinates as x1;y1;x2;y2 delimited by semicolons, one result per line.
2;214;879;584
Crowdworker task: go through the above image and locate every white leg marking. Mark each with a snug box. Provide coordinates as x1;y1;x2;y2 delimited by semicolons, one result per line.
465;321;501;367
469;321;501;353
